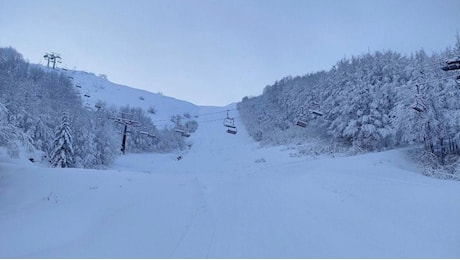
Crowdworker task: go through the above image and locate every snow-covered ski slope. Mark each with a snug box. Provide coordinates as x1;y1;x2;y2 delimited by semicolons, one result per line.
1;103;460;258
1;72;460;258
67;69;199;122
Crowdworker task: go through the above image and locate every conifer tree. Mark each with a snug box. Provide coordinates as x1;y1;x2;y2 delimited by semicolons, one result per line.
50;112;74;168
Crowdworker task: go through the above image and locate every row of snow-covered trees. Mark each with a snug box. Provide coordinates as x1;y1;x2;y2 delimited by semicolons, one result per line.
238;37;460;177
0;47;196;168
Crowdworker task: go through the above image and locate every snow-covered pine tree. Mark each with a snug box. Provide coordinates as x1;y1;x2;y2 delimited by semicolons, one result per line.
50;112;74;168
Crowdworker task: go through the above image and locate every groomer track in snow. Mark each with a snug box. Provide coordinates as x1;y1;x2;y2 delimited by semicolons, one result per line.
1;105;460;258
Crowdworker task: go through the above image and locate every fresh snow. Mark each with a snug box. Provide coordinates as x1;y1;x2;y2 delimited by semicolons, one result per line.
1;102;460;258
68;69;199;123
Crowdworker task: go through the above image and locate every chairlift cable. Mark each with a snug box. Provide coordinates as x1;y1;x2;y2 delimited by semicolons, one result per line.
151;108;238;124
395;76;457;89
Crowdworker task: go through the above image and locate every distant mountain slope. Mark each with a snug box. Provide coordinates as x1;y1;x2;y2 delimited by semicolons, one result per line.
61;68;200;124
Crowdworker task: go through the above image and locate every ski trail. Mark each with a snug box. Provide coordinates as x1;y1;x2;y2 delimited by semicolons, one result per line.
3;102;460;258
169;177;211;258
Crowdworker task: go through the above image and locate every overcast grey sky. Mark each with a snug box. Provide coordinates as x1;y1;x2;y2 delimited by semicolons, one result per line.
1;0;459;106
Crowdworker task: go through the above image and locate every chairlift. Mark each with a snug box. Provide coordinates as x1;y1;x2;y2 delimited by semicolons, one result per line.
223;110;237;134
295;119;307;128
223;117;235;128
227;127;237;135
411;103;425;113
84;93;90;98
295;108;308;128
411;94;426;113
310;109;324;117
174;126;191;137
75;84;81;88
441;56;460;71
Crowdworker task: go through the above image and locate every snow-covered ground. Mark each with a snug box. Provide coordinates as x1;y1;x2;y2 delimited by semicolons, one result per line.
1;103;459;258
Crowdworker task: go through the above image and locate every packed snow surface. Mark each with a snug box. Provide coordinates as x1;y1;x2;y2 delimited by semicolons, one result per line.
1;105;460;258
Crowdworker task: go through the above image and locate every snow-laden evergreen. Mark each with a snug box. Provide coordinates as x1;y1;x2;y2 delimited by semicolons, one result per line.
0;47;199;168
238;36;460;179
50;112;74;168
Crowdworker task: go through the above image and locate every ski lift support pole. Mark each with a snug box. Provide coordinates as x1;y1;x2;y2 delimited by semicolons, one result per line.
121;124;128;154
109;113;141;154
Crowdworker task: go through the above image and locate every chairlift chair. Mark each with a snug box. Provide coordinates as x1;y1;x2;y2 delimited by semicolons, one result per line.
223;117;235;128
227;127;237;135
411;95;426;113
441;56;460;71
225;119;238;135
295;119;307;128
223;110;237;134
174;126;190;137
310;109;324;117
411;103;425;113
295;108;308;128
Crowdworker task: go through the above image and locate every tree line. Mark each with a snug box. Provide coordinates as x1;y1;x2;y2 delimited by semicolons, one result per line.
238;35;460;179
0;47;197;169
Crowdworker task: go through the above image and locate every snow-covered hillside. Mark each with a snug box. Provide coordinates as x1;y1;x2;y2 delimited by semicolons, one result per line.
1;104;459;258
64;68;200;123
